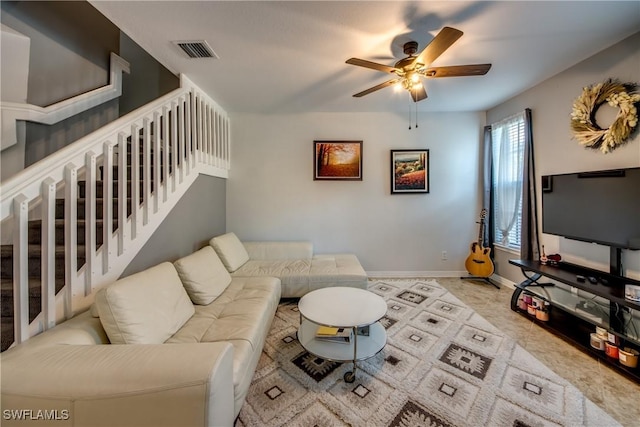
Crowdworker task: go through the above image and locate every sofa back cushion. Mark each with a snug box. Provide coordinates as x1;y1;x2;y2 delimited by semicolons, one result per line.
95;262;195;344
209;232;250;272
174;246;232;305
243;241;313;260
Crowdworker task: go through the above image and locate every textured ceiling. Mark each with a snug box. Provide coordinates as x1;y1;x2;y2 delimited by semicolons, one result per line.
90;1;640;114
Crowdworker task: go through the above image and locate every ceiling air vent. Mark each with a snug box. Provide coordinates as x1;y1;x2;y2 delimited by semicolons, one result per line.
174;40;218;59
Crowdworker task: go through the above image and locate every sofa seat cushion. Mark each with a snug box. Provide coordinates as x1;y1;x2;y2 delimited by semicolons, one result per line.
210;232;250;272
174;246;232;305
231;254;367;297
167;276;280;348
95;262;195;344
167;276;280;415
233;259;312;286
309;254;368;285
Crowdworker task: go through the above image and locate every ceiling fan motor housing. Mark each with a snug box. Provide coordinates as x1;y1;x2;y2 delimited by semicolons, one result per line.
403;41;419;56
395;41;423;71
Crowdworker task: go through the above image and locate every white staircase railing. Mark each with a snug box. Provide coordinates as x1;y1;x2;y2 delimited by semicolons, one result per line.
0;74;230;346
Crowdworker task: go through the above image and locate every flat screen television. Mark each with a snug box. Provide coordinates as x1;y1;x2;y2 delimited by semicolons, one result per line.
541;167;640;252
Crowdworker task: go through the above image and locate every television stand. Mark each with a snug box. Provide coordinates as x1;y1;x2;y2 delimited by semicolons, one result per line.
509;259;640;384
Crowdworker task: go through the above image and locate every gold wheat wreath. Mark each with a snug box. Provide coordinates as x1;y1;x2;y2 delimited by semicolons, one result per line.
570;79;640;153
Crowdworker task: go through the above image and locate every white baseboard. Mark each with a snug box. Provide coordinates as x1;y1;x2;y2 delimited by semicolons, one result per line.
366;270;469;278
491;274;517;289
366;271;517;290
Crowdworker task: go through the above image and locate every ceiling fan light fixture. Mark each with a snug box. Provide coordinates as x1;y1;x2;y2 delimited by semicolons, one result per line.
346;27;491;103
401;76;422;92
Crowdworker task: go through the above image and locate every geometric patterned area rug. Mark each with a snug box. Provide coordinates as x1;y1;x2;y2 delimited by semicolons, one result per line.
236;279;620;427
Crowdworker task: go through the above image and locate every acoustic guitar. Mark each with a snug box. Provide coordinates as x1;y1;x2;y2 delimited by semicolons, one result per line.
464;209;495;278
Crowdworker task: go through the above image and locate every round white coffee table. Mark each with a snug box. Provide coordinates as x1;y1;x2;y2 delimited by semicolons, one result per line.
297;287;387;383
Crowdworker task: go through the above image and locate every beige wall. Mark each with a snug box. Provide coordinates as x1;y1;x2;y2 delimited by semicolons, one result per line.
227;111;485;274
122;175;226;277
487;32;640;283
227;33;640;277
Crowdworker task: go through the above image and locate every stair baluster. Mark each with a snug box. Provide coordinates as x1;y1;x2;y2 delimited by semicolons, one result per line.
1;76;230;351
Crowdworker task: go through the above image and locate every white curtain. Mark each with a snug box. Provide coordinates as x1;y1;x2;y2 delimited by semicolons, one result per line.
491;112;525;246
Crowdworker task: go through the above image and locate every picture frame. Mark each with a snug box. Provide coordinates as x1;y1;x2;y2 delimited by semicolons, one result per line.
314;140;363;181
391;149;429;194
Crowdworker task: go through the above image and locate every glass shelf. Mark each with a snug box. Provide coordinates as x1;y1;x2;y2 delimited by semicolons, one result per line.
509;259;640;384
519;279;640;346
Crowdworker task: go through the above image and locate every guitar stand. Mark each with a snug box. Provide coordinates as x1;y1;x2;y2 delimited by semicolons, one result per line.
461;275;500;289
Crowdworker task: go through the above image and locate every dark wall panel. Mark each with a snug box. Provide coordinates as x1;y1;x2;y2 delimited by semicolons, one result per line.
1;1;179;170
121;175;227;277
119;32;179;116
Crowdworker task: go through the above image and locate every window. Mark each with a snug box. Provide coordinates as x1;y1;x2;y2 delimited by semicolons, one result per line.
491;112;525;251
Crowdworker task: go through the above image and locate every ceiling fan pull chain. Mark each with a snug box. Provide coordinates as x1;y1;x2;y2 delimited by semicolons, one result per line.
415;102;419;128
408;104;412;130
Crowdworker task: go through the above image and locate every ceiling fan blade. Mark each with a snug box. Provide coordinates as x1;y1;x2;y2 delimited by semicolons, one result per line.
353;78;401;97
423;64;492;78
410;85;428;102
413;26;463;68
346;58;399;74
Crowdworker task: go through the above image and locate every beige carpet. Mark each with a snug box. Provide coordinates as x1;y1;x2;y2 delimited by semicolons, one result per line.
236;279;620;427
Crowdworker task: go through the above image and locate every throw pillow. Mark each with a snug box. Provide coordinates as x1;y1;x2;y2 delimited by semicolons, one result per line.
95;262;195;344
209;232;250;272
174;246;232;305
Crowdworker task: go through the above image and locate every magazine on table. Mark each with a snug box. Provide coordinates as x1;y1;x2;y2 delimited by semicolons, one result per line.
315;326;352;344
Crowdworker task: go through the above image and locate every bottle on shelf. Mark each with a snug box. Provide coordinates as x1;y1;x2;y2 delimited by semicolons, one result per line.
536;301;550;321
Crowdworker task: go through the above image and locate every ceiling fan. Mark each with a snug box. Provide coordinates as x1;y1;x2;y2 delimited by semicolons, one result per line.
346;27;491;102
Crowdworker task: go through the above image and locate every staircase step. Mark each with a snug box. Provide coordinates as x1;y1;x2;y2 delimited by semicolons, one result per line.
1;277;64;312
28;219;117;246
0;275;62;292
0;276;65;340
55;198;131;220
99;165;170;184
99;165;152;180
123;150;173;172
1;244;86;279
1;317;14;352
124;140;166;153
78;180;149;199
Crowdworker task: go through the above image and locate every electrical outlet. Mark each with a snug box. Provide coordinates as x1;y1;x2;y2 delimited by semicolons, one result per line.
441;251;447;260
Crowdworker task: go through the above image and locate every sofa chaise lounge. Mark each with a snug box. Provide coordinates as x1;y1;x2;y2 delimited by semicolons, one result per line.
1;234;368;427
210;232;368;298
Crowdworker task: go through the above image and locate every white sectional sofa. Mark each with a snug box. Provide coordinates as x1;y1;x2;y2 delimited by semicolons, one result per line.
1;246;280;427
1;234;367;427
209;232;368;297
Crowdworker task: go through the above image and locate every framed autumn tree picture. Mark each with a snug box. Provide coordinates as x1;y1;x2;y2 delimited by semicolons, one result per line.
314;141;363;181
391;149;429;194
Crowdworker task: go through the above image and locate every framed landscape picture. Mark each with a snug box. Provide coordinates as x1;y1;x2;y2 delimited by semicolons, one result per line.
391;149;429;194
314;141;363;181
